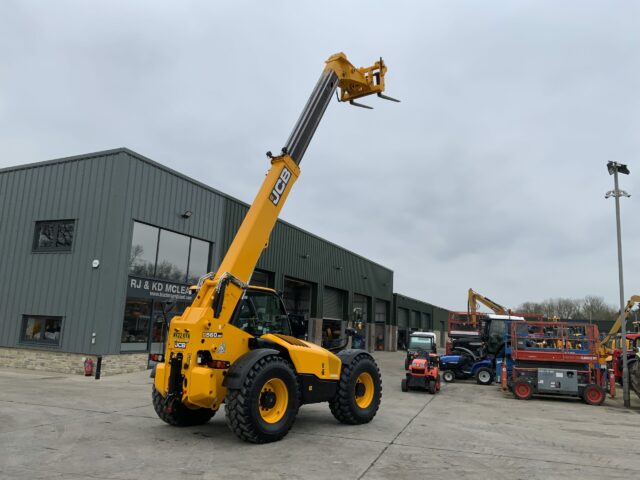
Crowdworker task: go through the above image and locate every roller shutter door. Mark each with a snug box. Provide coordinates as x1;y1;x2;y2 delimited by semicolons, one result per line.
375;300;387;323
323;287;345;320
411;311;421;329
397;307;409;328
353;294;369;321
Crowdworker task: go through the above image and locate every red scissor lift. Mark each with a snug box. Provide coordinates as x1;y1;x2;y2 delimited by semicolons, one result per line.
508;321;610;405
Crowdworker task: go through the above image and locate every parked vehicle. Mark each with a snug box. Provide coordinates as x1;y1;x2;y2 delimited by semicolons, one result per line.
506;321;609;405
402;352;441;394
439;347;494;385
404;331;437;370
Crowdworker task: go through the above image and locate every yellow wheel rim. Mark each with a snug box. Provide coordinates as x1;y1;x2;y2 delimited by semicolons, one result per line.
355;372;374;409
259;378;288;424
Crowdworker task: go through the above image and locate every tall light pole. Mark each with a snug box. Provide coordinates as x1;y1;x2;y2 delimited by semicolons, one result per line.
605;161;631;407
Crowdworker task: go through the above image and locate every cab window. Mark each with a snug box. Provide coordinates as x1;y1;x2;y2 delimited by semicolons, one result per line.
231;290;291;337
408;336;434;351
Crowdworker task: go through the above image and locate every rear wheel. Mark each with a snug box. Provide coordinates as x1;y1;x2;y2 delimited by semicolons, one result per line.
512;380;533;400
476;367;494;386
401;378;408;392
582;384;605;406
630;360;640;400
152;387;215;426
330;354;382;425
442;370;455;383
225;355;299;443
427;379;436;394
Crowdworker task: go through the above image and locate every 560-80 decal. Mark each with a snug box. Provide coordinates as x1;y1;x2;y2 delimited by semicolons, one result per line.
203;332;223;338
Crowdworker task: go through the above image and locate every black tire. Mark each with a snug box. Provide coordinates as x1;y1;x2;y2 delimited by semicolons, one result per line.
630;360;640;400
442;370;455;383
152;387;215;427
329;353;382;425
582;384;605;406
512;380;533;400
225;355;299;444
404;358;410;370
401;378;408;392
475;367;494;386
427;379;436;394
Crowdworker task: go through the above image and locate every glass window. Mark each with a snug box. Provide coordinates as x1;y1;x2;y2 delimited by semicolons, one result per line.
33;220;75;252
20;315;62;346
231;290;290;337
129;222;159;277
121;298;151;351
155;230;189;282
250;269;274;288
408;335;434;351
187;238;210;284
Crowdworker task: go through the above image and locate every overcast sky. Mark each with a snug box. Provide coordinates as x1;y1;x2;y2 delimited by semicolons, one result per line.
1;1;639;311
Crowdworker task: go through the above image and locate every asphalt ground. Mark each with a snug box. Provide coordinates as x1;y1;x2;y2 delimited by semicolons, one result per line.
1;351;639;480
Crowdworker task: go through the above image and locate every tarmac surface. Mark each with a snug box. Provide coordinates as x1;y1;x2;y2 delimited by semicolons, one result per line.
1;351;639;480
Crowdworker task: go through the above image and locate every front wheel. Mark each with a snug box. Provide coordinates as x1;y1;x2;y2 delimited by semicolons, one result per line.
330;354;382;425
401;378;408;392
442;370;455;383
152;387;215;426
225;355;299;443
582;384;605;406
512;380;533;400
475;367;494;386
427;379;436;394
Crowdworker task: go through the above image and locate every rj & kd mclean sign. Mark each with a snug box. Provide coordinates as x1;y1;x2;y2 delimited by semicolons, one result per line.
127;276;194;301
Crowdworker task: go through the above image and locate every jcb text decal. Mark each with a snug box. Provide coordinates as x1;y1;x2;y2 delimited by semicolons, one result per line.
269;167;291;206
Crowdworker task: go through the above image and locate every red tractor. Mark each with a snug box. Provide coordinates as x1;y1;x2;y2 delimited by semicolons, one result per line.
612;333;640;386
401;353;441;394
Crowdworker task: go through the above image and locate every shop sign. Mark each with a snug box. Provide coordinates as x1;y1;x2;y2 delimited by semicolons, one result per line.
127;276;194;301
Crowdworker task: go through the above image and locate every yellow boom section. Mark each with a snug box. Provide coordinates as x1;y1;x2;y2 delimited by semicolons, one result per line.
598;294;640;363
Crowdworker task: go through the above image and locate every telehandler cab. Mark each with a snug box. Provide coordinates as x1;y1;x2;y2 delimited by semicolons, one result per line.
152;53;397;443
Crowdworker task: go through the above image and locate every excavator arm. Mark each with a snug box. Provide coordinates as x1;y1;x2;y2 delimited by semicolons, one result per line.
600;295;640;353
467;288;508;325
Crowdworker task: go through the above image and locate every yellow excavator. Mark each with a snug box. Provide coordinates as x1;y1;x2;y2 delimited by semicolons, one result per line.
467;288;508;325
597;295;640;399
152;53;397;443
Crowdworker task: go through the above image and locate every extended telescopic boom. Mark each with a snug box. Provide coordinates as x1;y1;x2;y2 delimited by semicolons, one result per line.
193;52;398;326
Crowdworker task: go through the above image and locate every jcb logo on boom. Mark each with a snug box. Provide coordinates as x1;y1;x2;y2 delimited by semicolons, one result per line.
269;167;291;206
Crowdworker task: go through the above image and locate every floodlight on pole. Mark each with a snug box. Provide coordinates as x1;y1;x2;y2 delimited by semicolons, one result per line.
605;160;631;408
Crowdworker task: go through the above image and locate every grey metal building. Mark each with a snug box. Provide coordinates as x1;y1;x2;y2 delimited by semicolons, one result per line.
0;148;450;374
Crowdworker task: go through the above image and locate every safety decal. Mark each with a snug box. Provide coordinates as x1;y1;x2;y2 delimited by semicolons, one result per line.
172;331;190;342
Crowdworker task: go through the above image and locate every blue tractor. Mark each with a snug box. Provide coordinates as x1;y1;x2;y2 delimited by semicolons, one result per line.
439;347;494;385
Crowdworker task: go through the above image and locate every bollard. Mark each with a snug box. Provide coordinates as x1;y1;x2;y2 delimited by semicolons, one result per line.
95;355;103;380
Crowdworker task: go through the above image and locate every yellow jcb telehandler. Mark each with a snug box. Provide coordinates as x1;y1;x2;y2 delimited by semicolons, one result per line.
152;52;398;443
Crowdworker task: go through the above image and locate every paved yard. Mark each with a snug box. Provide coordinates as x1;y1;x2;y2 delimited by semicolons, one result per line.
1;351;638;480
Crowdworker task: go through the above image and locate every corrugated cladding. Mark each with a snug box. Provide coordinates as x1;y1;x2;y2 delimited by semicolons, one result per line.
0;152;125;354
222;198;394;319
0;150;227;354
393;293;449;331
0;148;395;353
